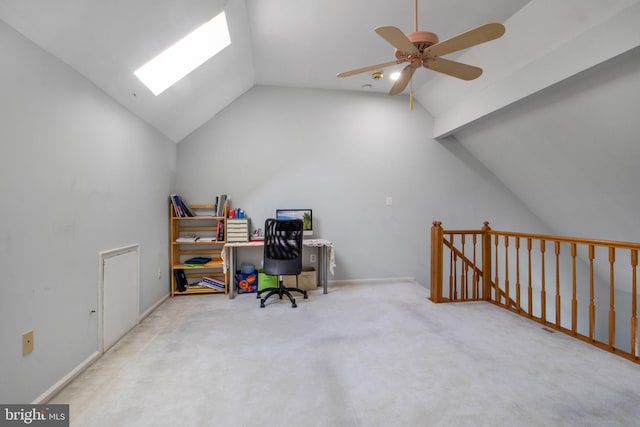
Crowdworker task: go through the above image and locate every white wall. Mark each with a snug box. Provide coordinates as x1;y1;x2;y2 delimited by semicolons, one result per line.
0;20;175;403
455;46;640;244
177;85;552;285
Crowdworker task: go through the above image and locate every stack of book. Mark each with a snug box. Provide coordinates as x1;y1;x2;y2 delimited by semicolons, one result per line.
199;276;225;290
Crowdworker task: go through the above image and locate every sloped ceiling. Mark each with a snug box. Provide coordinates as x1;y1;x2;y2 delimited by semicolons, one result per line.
0;0;638;164
0;0;529;142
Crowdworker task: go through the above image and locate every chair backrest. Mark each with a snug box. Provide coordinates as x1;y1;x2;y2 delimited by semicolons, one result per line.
263;218;303;276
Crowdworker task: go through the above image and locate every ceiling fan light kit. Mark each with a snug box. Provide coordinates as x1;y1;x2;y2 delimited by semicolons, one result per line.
337;0;505;98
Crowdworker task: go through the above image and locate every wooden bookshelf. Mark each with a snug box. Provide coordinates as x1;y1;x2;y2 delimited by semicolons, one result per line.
169;203;228;296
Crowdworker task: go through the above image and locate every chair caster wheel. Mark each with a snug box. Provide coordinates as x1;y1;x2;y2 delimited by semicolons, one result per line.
260;301;265;308
292;302;297;308
303;293;308;299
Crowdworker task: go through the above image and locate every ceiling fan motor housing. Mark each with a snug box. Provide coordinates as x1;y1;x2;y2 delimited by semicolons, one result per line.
395;31;439;64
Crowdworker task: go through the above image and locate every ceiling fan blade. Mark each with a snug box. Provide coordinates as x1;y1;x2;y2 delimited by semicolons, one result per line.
336;60;402;78
389;65;415;96
425;57;483;81
426;23;505;58
375;26;419;54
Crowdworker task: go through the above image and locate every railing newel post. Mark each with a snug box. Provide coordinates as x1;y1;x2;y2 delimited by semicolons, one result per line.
430;221;444;303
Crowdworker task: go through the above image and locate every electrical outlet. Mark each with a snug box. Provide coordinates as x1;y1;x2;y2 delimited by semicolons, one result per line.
23;331;34;355
310;254;317;263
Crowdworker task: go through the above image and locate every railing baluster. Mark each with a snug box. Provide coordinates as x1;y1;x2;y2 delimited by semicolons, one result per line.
540;240;546;323
472;234;478;299
461;234;467;299
589;245;595;342
453;247;458;301
571;243;578;336
528;238;533;318
494;234;500;303
504;235;510;309
449;233;454;301
609;247;616;350
515;237;521;312
555;241;561;329
632;249;638;359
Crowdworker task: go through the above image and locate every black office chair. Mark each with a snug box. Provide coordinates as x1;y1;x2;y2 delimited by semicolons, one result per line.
258;218;308;308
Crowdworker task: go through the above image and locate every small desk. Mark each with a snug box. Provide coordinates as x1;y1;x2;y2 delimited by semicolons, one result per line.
223;239;334;299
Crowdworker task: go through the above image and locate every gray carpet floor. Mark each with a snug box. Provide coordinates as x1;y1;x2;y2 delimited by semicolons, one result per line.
49;280;640;427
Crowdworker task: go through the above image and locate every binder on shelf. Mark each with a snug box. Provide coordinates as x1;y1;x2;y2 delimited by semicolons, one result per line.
173;269;188;292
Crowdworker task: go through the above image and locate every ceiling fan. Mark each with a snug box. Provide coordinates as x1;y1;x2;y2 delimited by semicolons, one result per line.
337;0;505;98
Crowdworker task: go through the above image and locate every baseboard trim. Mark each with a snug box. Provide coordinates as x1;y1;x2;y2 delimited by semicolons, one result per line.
327;277;416;286
33;351;101;404
35;293;170;404
140;293;169;322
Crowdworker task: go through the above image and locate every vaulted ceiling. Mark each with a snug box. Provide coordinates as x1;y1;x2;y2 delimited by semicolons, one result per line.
0;0;528;141
0;0;637;144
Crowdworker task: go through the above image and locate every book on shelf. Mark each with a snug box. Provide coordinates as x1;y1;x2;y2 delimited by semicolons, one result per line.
200;276;225;290
170;194;196;217
214;194;228;217
216;220;224;241
196;236;217;242
184;256;212;264
170;194;184;217
179;196;196;217
176;235;216;243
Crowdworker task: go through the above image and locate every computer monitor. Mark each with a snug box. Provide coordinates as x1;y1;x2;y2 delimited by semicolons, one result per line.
275;209;313;236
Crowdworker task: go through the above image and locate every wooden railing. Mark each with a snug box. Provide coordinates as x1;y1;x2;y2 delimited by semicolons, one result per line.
430;221;640;364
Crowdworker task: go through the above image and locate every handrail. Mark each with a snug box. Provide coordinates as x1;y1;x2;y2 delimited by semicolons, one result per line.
430;221;639;365
489;229;640;250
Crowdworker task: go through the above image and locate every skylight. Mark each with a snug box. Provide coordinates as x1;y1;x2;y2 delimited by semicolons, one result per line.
134;11;231;96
